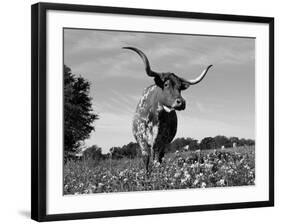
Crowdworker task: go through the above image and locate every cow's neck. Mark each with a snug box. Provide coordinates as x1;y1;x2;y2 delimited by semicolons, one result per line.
139;85;174;123
150;85;175;114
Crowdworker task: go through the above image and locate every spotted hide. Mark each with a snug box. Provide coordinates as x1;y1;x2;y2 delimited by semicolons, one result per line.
133;85;178;170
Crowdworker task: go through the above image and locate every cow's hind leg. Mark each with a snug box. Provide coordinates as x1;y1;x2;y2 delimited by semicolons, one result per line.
159;150;165;163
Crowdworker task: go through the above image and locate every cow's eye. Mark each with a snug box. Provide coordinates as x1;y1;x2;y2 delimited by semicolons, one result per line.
164;81;169;88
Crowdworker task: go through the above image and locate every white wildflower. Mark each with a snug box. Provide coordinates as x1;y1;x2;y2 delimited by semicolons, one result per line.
181;178;186;184
201;182;206;188
184;171;191;180
174;172;181;178
153;160;160;167
193;179;199;186
219;179;225;186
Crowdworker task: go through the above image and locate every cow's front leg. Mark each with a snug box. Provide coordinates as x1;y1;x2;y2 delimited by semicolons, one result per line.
140;143;153;173
155;145;165;163
142;151;150;172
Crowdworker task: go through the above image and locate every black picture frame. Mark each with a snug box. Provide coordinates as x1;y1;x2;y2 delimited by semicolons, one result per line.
31;2;274;222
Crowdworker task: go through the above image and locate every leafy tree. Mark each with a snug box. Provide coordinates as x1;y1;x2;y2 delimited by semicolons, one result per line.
121;142;139;158
64;65;98;158
200;137;216;150
109;146;123;159
214;135;231;148
244;139;255;146
167;137;199;152
83;145;103;161
188;139;200;151
239;138;247;146
109;142;140;159
229;137;239;144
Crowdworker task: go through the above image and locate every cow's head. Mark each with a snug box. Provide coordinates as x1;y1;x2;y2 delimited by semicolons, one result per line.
123;47;212;112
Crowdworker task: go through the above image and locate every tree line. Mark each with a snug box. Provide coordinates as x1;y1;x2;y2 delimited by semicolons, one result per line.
168;136;254;153
77;136;255;161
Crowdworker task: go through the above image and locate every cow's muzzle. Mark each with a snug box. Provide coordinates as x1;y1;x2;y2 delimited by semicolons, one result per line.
173;98;186;111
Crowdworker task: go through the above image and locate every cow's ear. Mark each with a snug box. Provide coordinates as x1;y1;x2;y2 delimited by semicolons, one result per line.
154;74;165;88
180;82;190;90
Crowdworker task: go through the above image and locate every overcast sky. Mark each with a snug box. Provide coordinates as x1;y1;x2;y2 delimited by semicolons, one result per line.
64;28;255;153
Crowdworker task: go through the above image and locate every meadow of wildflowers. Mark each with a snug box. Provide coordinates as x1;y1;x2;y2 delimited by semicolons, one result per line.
63;146;255;195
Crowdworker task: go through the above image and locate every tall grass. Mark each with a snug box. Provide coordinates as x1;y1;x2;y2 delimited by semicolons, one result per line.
63;146;255;195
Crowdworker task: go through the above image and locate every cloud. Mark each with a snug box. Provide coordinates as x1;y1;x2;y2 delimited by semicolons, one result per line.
176;113;254;142
65;29;254;83
84;112;135;152
195;101;211;113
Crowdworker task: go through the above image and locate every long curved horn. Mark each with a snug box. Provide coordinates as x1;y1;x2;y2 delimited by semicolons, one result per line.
122;47;159;77
184;65;213;85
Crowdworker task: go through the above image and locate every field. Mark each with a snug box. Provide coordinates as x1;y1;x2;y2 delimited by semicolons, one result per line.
63;146;255;195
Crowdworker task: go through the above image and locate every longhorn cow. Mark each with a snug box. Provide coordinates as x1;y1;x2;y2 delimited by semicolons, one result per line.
123;47;212;172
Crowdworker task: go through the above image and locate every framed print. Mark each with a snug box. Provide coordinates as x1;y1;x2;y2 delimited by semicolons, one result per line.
31;2;274;222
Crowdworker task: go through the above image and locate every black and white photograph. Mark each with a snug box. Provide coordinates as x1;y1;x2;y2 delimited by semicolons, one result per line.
63;29;256;195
